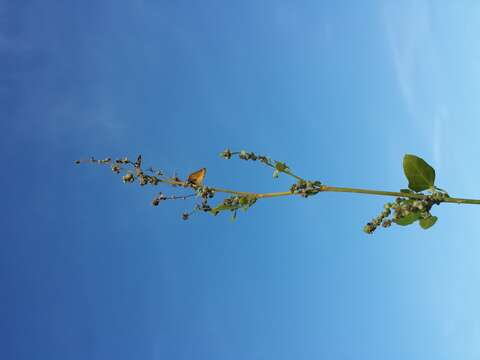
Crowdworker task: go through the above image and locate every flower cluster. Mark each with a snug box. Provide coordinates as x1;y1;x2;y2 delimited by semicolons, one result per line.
75;157;112;165
364;194;446;234
151;192;167;206
210;195;258;218
290;180;322;198
111;164;121;173
239;150;257;161
221;148;272;165
364;204;392;234
219;149;233;159
122;172;135;183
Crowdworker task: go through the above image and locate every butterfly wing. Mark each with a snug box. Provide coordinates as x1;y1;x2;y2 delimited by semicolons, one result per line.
187;168;206;185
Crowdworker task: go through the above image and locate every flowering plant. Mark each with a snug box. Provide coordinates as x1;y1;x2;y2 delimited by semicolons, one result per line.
76;151;478;234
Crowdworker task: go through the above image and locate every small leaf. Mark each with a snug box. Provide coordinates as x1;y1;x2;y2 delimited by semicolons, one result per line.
394;212;420;226
275;162;288;172
210;204;233;214
419;216;438;229
272;169;280;178
403;154;436;192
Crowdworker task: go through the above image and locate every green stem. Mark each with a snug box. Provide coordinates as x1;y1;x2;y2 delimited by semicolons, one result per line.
190;182;480;205
283;170;305;182
319;185;480;205
87;159;480;205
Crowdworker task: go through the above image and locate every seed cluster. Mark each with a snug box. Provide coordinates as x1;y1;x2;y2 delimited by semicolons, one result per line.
220;149;279;171
363;204;392;234
364;194;446;234
211;195;258;216
290;180;322;198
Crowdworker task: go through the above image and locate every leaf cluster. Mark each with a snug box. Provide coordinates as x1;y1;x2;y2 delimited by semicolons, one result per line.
363;154;447;234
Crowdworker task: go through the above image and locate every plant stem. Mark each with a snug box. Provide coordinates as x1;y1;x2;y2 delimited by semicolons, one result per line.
319;186;480;205
283;170;305;182
178;180;480;205
90;159;480;205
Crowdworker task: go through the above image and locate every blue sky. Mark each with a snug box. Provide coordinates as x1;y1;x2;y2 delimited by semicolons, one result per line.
2;0;480;359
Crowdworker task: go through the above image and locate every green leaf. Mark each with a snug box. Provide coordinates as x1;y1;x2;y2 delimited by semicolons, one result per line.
394;212;420;226
419;216;438;229
403;154;436;192
275;162;288;172
210;204;234;215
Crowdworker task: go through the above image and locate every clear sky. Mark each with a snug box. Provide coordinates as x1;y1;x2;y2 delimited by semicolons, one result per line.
3;1;480;359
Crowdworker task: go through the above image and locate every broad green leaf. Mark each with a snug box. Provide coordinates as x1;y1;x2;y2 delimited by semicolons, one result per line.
403;154;436;192
419;216;438;229
394;212;420;226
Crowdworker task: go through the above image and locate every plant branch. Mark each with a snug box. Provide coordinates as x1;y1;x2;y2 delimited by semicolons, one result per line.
175;182;480;204
318;186;480;205
76;151;480;233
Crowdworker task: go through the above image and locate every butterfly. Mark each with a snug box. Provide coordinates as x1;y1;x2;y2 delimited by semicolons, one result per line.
187;168;206;186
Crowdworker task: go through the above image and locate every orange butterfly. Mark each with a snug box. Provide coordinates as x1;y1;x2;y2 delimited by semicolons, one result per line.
187;168;206;186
